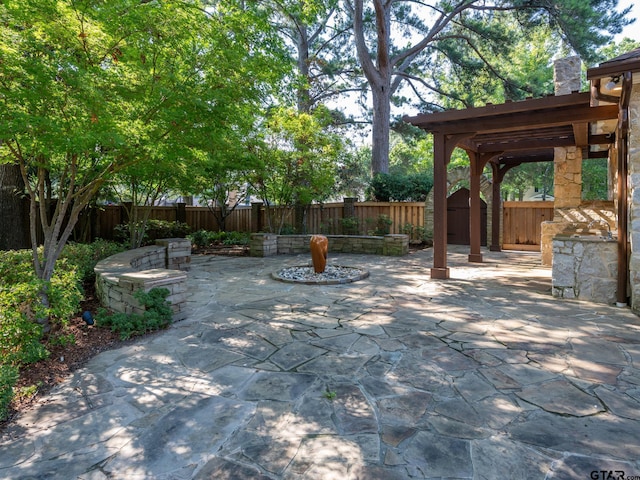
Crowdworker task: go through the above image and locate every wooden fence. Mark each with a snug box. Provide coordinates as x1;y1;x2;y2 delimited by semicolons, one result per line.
71;201;427;242
502;201;554;251
31;199;550;249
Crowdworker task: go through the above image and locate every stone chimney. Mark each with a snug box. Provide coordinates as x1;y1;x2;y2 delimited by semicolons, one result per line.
553;56;582;95
553;56;583;210
540;56;584;265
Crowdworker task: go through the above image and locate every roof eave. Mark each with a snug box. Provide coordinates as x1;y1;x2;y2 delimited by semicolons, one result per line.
587;59;640;80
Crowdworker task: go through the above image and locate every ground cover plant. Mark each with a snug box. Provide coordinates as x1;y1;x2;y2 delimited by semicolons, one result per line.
0;240;125;422
97;288;173;340
114;220;191;248
188;230;250;252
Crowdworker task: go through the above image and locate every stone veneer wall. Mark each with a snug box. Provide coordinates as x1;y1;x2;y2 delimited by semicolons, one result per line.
94;238;191;321
540;57;585;266
628;81;640;312
250;234;409;257
541;201;616;265
552;235;618;304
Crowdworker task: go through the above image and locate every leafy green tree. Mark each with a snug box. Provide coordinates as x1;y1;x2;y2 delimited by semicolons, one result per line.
595;37;640;62
105;161;178;249
196;169;254;232
250;106;346;233
582;158;609;201
347;0;632;174
501;161;553;201
0;0;285;331
335;146;371;199
265;0;356;113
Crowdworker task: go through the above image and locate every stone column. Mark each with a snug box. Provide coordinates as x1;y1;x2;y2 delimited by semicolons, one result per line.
553;146;583;209
540;56;583;265
553;56;581;95
627;82;640;311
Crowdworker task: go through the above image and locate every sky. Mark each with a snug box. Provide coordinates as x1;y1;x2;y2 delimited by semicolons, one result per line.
616;0;640;42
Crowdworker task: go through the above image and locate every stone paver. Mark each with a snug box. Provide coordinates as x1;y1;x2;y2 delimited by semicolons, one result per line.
2;246;640;479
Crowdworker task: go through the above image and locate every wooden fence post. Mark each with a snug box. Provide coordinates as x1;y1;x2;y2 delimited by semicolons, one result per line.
176;202;187;224
343;197;357;218
251;202;263;233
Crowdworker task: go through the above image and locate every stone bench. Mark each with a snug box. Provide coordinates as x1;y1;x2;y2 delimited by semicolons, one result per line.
250;234;409;257
95;238;191;321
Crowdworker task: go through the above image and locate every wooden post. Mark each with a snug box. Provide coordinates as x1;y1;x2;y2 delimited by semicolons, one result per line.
343;197;357;218
176;202;187;224
251;202;263;233
431;133;450;279
468;152;483;263
490;162;502;252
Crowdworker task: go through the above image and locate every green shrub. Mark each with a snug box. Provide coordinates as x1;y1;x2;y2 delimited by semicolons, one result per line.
0;308;48;366
0;254;82;335
340;216;359;235
221;231;250;246
114;220;191;246
0;365;19;421
401;223;432;244
60;239;126;284
97;288;172;340
367;172;433;202
0;239;123;420
145;219;191;242
0;249;36;285
188;230;250;248
365;214;393;235
189;229;213;248
279;223;296;235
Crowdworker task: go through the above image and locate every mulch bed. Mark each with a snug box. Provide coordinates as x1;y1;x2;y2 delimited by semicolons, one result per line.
191;244;249;256
0;285;123;431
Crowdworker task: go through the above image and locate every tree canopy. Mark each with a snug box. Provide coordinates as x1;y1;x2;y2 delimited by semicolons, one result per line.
0;0;287;329
347;0;633;174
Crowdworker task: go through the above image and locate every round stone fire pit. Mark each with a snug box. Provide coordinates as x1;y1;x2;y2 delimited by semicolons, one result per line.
272;265;369;285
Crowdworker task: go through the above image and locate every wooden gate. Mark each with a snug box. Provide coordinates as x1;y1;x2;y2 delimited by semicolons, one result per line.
447;188;487;245
502;201;554;251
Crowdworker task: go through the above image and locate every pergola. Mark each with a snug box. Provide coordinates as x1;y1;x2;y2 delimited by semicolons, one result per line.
404;91;619;279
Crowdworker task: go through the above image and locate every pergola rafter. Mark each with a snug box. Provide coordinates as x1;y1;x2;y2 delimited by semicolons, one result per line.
403;91;618;279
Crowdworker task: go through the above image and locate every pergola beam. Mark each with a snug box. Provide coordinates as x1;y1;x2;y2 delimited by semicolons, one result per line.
404;90;618;279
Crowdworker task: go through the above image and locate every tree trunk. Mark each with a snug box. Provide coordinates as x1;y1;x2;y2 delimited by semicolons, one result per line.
0;163;28;250
352;0;392;175
296;23;312;113
370;82;391;174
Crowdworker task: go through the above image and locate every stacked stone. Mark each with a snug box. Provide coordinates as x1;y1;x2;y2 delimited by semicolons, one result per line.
249;234;409;256
383;234;409;256
156;238;191;271
118;269;188;321
540;56;584;266
330;235;376;254
94;238;192;322
129;246;166;270
249;233;278;257
552;235;617;304
276;235;311;254
628;81;640;312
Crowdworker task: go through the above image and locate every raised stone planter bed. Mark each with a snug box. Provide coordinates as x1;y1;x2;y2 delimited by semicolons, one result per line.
95;238;191;321
250;234;409;257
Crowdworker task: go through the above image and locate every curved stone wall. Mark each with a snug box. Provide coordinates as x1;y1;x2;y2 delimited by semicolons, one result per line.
94;238;191;321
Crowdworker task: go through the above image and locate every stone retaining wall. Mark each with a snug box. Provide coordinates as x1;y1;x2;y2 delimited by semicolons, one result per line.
95;238;191;321
250;234;408;257
552;235;617;304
